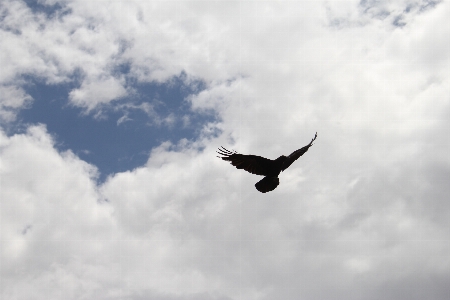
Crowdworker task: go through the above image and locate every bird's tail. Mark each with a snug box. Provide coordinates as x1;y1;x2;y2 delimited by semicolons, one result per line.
255;177;280;193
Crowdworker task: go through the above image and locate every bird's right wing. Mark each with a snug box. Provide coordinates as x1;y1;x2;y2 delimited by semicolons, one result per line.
217;147;272;176
281;132;317;171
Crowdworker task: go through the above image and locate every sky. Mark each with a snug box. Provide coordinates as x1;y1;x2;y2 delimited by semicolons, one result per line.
0;0;449;299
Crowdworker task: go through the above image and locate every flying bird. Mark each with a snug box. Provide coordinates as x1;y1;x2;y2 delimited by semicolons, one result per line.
217;132;317;193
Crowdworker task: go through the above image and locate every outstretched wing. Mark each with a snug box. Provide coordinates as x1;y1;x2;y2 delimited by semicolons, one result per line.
217;147;272;176
281;132;317;171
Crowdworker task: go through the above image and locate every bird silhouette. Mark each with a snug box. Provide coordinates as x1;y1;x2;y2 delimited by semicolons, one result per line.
217;132;317;193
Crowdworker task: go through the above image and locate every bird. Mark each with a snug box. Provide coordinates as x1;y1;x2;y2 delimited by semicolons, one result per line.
217;132;317;193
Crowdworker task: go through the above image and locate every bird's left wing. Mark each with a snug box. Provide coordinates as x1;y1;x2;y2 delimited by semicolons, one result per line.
217;147;272;176
281;132;317;171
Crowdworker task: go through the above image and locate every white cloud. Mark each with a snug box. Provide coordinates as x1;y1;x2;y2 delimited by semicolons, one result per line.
69;76;127;111
0;85;33;122
1;0;450;299
0;125;117;299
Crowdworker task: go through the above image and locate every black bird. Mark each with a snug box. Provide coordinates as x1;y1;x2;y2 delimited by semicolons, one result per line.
217;132;317;193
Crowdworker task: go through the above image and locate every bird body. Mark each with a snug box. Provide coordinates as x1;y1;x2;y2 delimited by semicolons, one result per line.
217;132;317;193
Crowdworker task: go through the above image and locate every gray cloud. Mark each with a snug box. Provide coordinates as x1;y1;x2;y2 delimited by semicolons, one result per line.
1;0;449;299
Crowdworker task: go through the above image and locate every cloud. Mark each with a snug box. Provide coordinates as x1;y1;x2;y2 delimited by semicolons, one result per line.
0;85;33;122
1;0;450;299
69;76;127;111
0;125;114;298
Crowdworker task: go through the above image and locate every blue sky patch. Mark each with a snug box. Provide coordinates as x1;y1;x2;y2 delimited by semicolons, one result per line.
13;75;215;182
23;0;70;19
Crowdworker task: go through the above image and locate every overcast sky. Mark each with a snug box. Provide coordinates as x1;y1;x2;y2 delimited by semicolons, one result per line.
1;0;449;299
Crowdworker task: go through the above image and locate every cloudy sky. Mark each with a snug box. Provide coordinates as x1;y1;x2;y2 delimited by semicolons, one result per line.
1;0;449;299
